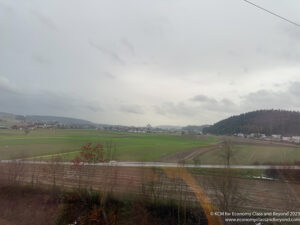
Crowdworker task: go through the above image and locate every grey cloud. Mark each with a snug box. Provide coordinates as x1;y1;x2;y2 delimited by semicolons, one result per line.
102;72;116;79
154;102;198;116
153;99;237;125
0;80;102;116
33;54;51;65
31;10;58;31
1;0;300;126
190;94;237;113
86;105;103;113
140;17;166;39
289;82;300;96
240;82;300;111
89;41;125;65
120;38;135;55
34;92;102;113
180;82;300;121
191;94;217;103
189;83;300;117
205;98;237;113
0;76;18;93
119;105;144;114
0;2;13;13
221;98;234;105
155;95;238;119
242;90;287;108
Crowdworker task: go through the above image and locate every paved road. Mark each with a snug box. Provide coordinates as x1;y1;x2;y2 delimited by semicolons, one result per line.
1;160;300;170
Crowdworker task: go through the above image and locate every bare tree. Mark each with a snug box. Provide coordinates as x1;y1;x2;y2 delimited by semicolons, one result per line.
71;156;84;188
24;128;31;135
48;156;62;188
6;160;25;185
207;140;244;224
220;139;235;168
103;141;118;194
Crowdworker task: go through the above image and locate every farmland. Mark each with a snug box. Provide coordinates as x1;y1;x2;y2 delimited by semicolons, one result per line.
2;129;300;165
194;143;300;165
0;129;218;161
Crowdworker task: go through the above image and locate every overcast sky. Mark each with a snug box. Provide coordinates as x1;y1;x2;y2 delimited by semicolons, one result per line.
1;0;300;126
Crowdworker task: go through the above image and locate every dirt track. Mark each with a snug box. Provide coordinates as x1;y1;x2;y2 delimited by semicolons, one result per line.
158;143;223;162
158;135;300;163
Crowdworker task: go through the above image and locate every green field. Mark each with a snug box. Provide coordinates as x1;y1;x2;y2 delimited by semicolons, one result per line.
0;129;218;161
2;129;300;164
195;144;300;165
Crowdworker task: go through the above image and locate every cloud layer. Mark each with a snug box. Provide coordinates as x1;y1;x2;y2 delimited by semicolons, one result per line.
1;0;300;125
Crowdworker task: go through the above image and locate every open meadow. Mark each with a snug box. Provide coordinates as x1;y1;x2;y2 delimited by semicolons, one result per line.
2;129;300;165
0;129;218;161
194;142;300;165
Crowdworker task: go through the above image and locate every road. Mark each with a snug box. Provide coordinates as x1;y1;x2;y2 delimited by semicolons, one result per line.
1;160;300;170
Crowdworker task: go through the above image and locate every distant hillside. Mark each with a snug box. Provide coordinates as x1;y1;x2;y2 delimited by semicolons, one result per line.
0;112;20;127
25;115;94;125
0;112;17;122
155;125;182;130
203;110;300;136
182;125;210;133
0;112;94;126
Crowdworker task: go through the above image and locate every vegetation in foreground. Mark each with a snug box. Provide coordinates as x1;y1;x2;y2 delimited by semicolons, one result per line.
0;185;60;225
57;189;208;225
0;184;208;225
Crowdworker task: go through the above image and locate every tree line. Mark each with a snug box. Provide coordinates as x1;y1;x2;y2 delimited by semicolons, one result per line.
203;109;300;135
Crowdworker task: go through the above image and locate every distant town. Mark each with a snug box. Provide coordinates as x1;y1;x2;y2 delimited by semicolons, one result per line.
0;121;207;135
0;112;208;134
1;111;300;145
233;132;300;144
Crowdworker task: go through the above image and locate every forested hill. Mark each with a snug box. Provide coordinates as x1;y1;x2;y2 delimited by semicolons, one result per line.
203;110;300;136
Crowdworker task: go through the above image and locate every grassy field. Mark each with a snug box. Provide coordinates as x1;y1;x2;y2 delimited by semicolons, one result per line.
195;144;300;165
2;129;300;164
0;129;218;161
